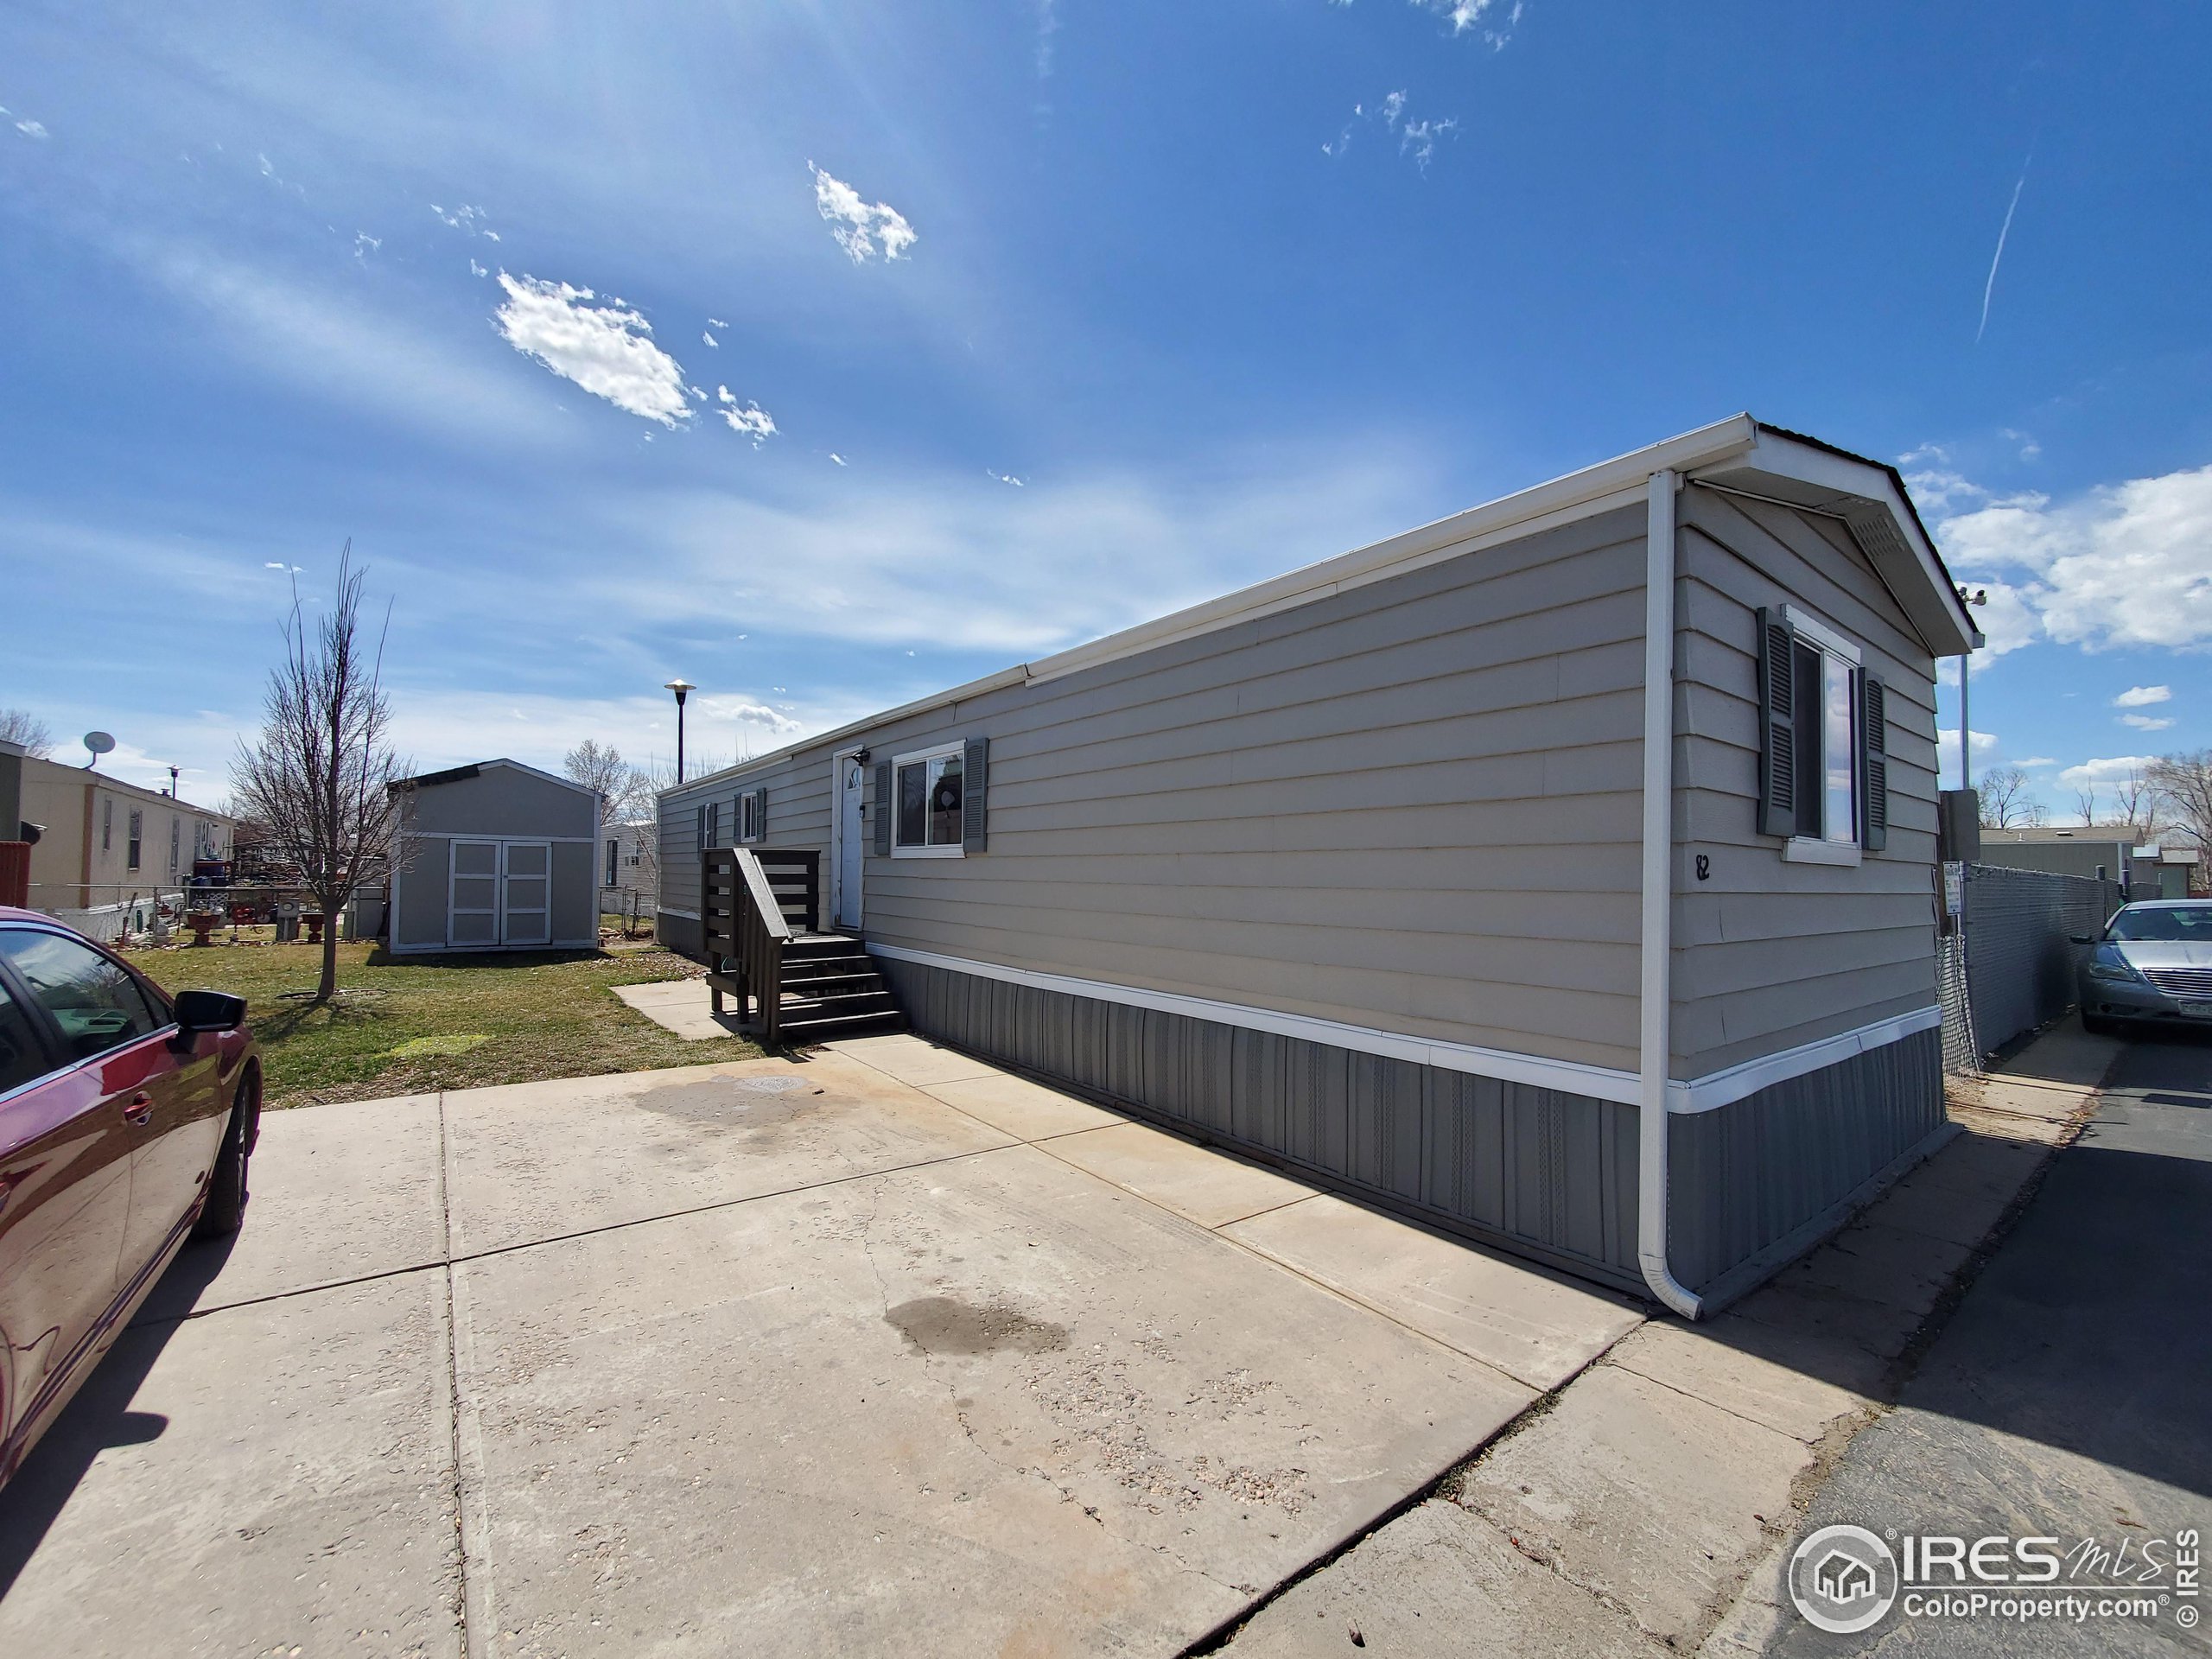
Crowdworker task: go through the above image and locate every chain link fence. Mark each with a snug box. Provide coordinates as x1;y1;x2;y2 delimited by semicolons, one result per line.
1942;861;2125;1070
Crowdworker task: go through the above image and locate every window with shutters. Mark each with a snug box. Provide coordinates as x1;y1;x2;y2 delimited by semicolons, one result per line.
1758;606;1887;865
736;787;766;845
892;744;964;857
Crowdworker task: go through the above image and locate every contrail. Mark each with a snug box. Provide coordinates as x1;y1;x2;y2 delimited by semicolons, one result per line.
1977;156;2031;344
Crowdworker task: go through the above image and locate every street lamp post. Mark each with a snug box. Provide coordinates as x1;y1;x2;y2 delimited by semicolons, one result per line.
168;766;179;798
665;678;695;785
1955;587;1988;791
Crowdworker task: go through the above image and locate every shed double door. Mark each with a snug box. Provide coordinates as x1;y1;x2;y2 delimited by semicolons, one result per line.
448;839;552;948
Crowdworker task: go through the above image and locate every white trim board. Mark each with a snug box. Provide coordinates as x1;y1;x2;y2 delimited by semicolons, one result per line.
865;943;1939;1116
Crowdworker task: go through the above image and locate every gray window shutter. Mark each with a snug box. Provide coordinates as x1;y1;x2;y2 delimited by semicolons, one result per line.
1859;674;1888;853
963;736;988;853
873;761;892;855
1756;607;1798;839
752;786;769;842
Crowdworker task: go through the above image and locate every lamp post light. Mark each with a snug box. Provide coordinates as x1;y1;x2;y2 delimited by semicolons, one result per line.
168;766;179;798
664;678;695;785
1955;587;1989;791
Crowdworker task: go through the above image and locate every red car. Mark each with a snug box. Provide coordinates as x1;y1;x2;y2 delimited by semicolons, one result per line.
0;906;260;1489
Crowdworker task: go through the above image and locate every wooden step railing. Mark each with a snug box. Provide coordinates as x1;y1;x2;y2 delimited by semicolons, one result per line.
702;847;820;1045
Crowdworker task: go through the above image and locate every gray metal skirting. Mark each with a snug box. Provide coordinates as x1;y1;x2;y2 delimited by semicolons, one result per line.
874;956;1948;1303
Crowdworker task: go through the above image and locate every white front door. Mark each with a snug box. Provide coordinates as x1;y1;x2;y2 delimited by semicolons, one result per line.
500;841;552;945
833;751;865;931
448;841;500;947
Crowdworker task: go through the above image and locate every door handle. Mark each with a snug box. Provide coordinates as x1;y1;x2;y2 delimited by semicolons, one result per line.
123;1091;155;1127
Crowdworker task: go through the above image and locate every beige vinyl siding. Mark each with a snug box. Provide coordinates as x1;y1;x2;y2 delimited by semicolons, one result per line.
670;505;1652;1071
658;749;835;918
1669;486;1941;1077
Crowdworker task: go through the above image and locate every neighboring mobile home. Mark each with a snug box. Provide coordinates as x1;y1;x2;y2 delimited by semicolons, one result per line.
389;760;601;953
658;416;1981;1314
13;752;235;913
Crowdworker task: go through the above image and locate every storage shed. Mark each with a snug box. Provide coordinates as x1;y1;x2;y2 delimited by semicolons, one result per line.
389;760;601;954
659;416;1982;1314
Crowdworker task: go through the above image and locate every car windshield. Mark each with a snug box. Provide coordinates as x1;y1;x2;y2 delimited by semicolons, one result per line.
2107;906;2212;943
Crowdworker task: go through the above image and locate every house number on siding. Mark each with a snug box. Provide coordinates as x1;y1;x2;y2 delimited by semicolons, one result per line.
1695;854;1712;881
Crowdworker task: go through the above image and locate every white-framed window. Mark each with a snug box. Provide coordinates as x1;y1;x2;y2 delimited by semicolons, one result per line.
736;789;762;845
127;808;143;871
101;798;112;853
1761;605;1885;868
893;744;965;858
697;801;719;849
605;838;620;887
168;816;181;873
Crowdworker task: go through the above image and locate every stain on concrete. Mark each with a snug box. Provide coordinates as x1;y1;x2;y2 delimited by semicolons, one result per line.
886;1296;1070;1357
633;1077;829;1143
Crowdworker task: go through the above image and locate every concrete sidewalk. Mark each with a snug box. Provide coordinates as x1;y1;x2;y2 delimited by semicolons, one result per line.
1216;1020;2117;1657
0;1032;1643;1658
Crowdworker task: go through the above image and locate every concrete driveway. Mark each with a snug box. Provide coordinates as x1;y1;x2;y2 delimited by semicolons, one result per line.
0;1033;1642;1658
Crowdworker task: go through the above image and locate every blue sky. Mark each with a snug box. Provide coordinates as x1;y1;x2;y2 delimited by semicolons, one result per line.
3;3;2209;824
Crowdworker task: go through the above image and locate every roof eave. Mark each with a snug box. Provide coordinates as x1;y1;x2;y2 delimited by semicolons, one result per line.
1693;425;1980;658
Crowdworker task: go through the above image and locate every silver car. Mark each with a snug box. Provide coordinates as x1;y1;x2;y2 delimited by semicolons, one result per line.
2076;899;2212;1034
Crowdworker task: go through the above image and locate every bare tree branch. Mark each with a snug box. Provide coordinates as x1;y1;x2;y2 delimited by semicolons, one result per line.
0;709;56;758
1977;764;2039;829
563;739;649;825
229;544;406;1003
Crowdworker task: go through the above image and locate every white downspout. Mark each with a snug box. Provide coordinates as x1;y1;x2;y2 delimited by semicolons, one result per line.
1638;467;1704;1319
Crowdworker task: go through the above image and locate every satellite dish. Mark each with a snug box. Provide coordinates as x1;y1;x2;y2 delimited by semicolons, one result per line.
82;731;115;768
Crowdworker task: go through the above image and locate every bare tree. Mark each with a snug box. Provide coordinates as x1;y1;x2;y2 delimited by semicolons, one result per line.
1978;764;2040;829
2150;751;2212;854
0;709;55;758
2073;784;2099;828
2110;766;2162;839
230;547;405;1004
563;739;647;825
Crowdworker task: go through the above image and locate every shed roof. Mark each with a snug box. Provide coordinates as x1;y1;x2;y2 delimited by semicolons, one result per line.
665;414;1980;804
391;757;596;796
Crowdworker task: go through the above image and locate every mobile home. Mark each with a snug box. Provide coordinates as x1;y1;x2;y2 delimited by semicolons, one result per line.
659;416;1980;1313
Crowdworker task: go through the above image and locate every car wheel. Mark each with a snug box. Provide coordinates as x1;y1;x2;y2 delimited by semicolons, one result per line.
194;1071;257;1237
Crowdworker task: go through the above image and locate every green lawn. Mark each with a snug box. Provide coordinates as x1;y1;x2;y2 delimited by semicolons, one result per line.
122;940;760;1109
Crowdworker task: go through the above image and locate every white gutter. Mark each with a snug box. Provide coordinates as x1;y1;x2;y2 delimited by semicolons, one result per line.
1637;467;1703;1320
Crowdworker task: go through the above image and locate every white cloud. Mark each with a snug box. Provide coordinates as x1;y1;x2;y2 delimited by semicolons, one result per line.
469;257;488;278
2001;427;2042;462
2060;755;2160;788
702;330;718;347
809;163;918;264
830;454;848;466
1328;91;1458;170
1413;0;1524;48
1938;463;2212;650
714;385;776;443
353;232;381;259
709;317;728;329
698;696;804;736
2018;757;2057;767
988;469;1026;487
16;118;49;140
2114;684;2172;707
432;203;494;238
494;272;692;426
1935;728;1998;779
2120;714;2175;731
